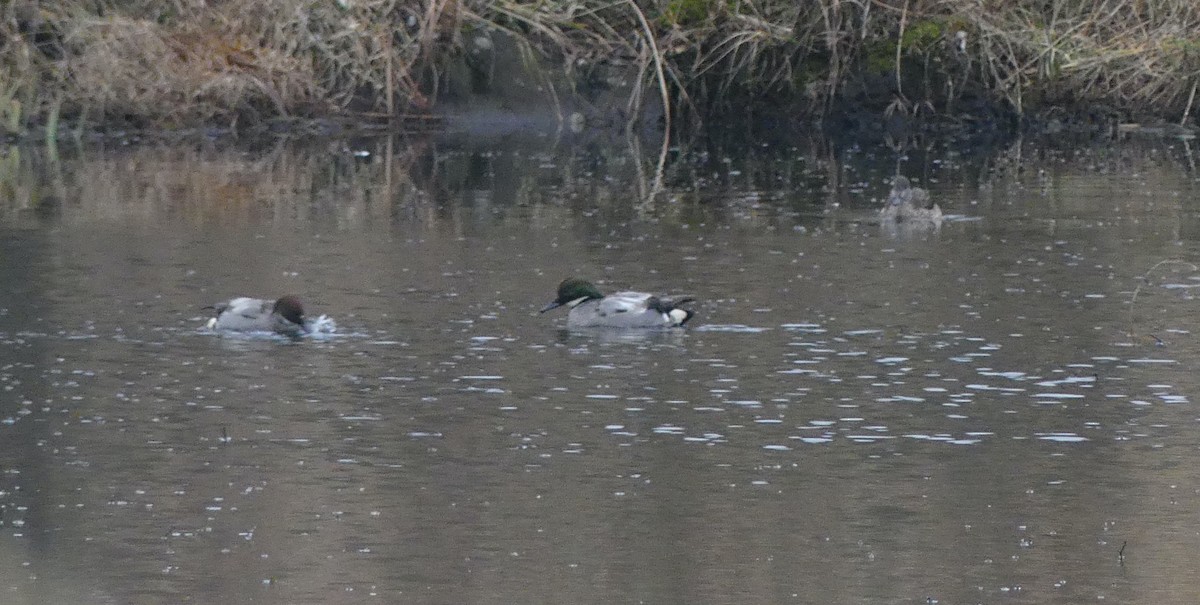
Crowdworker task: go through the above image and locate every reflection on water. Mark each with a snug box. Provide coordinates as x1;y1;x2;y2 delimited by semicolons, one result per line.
2;133;1200;603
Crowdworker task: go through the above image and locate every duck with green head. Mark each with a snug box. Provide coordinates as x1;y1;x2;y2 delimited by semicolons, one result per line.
540;278;695;329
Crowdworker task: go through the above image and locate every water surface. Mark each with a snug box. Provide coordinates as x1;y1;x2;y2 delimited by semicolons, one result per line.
2;133;1200;603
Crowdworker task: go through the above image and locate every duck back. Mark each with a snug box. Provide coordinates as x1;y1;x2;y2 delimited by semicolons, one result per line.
207;296;305;335
567;292;694;329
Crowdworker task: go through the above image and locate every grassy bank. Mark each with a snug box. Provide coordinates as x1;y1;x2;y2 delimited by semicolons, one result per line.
2;0;1199;134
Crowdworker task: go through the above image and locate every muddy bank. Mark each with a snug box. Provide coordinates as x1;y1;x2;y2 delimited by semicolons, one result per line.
2;1;1199;140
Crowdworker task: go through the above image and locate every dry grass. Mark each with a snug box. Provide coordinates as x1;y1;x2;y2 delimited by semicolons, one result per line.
0;0;1199;132
968;0;1200;118
64;16;315;126
0;0;451;130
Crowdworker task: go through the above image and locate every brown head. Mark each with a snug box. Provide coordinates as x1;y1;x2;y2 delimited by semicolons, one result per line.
273;295;305;326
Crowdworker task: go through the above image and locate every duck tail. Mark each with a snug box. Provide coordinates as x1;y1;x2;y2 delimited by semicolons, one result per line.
668;307;696;326
651;296;696;326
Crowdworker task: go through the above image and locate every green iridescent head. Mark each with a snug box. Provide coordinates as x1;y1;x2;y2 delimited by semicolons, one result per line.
540;278;604;313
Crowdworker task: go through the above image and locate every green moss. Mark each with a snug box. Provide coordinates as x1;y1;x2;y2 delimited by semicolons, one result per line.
901;19;944;53
860;19;948;76
661;0;719;27
1162;36;1200;54
864;40;895;73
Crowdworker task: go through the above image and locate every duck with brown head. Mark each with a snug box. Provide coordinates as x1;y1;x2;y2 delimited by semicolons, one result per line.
880;176;942;222
205;295;308;336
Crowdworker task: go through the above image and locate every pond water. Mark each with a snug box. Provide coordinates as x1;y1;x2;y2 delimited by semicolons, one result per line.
2;129;1200;604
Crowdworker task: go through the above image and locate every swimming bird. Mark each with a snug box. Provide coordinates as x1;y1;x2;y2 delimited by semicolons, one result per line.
880;176;942;222
540;278;695;329
204;295;307;336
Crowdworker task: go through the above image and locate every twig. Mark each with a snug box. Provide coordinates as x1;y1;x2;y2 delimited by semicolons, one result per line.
1181;80;1197;127
384;30;394;116
1129;259;1198;307
1128;259;1199;340
626;0;672;134
625;0;671;201
895;0;909;100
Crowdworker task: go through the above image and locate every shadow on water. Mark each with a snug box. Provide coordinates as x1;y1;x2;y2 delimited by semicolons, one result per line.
2;129;1200;602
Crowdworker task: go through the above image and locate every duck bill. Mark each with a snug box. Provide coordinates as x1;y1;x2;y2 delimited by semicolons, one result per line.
539;301;563;313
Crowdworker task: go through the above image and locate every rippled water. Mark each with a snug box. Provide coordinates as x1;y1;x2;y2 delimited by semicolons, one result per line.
3;133;1200;603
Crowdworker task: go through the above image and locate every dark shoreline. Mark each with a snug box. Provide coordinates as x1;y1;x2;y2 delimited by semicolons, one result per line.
10;100;1194;154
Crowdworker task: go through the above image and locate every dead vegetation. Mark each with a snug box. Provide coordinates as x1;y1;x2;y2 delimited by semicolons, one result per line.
0;0;1198;133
